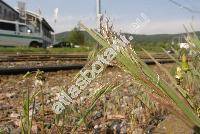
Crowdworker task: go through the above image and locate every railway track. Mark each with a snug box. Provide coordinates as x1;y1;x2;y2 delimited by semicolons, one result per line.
0;59;175;75
0;53;171;62
0;64;85;75
0;54;88;62
0;53;179;75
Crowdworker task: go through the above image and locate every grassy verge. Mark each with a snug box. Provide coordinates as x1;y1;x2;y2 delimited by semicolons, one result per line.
0;46;91;54
0;43;175;54
133;43;178;53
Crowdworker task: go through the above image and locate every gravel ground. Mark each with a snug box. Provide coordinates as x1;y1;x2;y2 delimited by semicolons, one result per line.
1;63;191;133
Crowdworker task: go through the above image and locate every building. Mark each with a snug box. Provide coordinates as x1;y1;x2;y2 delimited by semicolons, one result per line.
25;10;54;46
0;0;54;47
0;0;19;21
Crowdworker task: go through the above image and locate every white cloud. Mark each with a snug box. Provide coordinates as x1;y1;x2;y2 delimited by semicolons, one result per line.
139;20;200;34
45;14;200;34
46;14;96;33
114;19;200;34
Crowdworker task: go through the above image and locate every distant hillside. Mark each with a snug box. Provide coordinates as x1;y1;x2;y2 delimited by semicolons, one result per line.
56;31;70;41
56;31;200;45
56;31;93;42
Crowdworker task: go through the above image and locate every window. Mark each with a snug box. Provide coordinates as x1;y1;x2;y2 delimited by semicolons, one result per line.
14;13;18;20
4;9;7;17
12;13;15;20
19;25;27;33
8;11;12;19
0;6;2;14
0;22;16;31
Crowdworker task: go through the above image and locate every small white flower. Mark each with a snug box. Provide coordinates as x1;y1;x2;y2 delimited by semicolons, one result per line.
180;43;190;49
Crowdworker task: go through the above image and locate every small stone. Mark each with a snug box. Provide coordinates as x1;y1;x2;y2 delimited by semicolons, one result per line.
94;125;100;134
80;96;86;103
115;124;121;134
10;113;20;119
11;127;21;134
0;93;6;100
93;111;103;120
31;124;38;133
0;104;13;110
6;93;16;98
46;99;51;104
13;119;21;127
132;128;143;134
120;121;127;134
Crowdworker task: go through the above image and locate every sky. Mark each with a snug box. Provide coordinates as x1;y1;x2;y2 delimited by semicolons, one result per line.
4;0;200;34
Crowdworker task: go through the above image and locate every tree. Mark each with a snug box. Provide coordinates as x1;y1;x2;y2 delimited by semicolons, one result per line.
67;27;85;46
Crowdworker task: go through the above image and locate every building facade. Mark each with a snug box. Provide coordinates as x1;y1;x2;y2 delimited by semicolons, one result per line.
0;0;54;47
0;0;19;21
25;11;54;47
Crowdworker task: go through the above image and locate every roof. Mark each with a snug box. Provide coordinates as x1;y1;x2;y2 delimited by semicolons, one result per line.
42;18;54;32
25;10;41;19
26;10;54;32
0;0;19;14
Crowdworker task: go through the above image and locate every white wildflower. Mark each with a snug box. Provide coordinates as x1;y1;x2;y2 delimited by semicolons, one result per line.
180;43;190;49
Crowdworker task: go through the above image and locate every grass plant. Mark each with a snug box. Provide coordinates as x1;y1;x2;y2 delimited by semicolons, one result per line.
79;22;200;129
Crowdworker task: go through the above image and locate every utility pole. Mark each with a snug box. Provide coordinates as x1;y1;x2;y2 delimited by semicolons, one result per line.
96;0;102;33
54;8;59;44
96;0;102;48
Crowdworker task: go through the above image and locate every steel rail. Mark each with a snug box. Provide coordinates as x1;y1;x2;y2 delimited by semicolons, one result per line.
0;59;176;75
